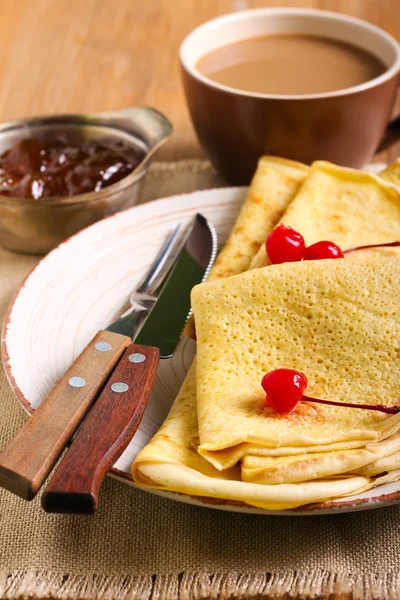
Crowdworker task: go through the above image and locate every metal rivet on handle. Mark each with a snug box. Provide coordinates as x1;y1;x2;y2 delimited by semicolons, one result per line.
95;341;112;352
69;376;86;388
129;353;146;363
111;382;129;393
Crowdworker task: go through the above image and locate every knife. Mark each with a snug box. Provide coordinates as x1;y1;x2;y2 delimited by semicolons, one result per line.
0;213;216;504
41;212;216;514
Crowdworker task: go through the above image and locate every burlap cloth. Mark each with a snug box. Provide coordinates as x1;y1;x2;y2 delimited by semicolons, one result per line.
1;160;400;600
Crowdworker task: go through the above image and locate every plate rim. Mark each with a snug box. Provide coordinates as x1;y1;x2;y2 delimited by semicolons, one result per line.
3;185;400;515
2;186;243;415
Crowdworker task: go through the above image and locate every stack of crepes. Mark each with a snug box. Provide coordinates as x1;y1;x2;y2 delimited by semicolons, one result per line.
132;157;400;511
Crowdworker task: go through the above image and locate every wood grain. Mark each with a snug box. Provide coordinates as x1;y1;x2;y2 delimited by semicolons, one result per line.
0;0;398;165
41;344;160;514
0;330;130;500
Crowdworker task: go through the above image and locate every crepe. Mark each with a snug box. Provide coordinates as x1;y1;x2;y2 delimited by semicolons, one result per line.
353;448;400;476
132;359;371;510
209;156;309;279
184;156;309;338
242;431;400;484
132;355;400;509
381;158;400;187
192;257;400;472
133;256;400;509
132;160;400;510
250;161;400;269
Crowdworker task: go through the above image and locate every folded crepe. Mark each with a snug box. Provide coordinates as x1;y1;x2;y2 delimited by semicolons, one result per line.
250;161;400;269
184;156;309;338
209;156;309;279
381;158;400;187
242;431;400;484
133;256;400;509
132;357;371;510
192;256;400;468
132;160;400;510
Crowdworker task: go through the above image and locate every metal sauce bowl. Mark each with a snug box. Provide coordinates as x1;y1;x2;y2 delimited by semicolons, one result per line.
0;107;172;254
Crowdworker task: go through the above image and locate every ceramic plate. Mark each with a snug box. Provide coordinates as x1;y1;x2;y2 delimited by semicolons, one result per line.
3;187;400;515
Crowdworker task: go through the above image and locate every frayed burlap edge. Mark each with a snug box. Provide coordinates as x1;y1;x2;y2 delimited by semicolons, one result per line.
1;570;400;600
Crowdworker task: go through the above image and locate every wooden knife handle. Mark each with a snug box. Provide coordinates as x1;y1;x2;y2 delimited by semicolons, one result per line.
41;343;159;514
0;330;130;500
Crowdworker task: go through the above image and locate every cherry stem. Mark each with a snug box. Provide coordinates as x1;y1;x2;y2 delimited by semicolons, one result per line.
301;394;400;415
344;241;400;254
301;240;400;413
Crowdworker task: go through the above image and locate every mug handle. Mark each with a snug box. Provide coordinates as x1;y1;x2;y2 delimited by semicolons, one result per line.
376;75;400;154
376;114;400;153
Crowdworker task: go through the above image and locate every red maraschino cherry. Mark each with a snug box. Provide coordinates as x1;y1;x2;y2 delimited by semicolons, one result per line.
265;223;400;265
261;368;308;413
304;241;344;261
261;369;400;415
266;224;306;265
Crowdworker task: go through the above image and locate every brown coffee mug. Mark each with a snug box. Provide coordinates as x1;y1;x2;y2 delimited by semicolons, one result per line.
180;8;400;184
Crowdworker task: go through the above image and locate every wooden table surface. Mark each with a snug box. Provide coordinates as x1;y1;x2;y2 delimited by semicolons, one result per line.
0;0;399;166
0;3;398;598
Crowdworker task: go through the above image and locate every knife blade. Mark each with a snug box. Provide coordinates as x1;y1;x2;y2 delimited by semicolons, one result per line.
38;213;216;514
107;213;216;349
0;213;216;503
